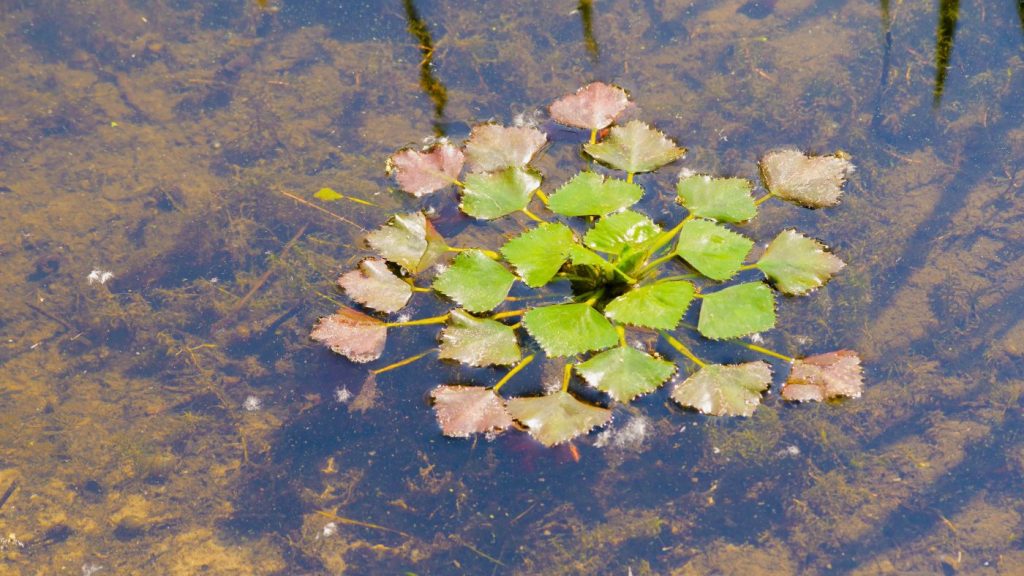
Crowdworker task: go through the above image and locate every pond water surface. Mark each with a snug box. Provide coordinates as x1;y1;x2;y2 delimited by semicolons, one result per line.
1;0;1023;574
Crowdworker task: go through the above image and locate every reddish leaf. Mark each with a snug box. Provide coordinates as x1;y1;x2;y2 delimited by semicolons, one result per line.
550;82;631;130
430;385;513;438
336;258;412;313
387;143;464;197
310;306;386;363
464;124;547;172
782;350;864;402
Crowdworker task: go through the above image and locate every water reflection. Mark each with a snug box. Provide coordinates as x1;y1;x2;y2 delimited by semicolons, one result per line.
932;0;960;106
577;0;600;62
403;0;448;137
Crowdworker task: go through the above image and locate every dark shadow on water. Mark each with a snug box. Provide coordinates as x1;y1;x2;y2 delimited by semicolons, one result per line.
932;0;960;107
403;0;449;137
577;0;600;63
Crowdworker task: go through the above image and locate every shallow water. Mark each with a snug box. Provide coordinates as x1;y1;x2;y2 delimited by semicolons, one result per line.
1;0;1022;574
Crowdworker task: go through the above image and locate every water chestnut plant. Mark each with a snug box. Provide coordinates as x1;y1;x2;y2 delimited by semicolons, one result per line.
311;82;864;447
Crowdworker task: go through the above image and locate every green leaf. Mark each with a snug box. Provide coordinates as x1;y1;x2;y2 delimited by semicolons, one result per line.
432;251;515;313
583;120;685;174
547;171;643;216
523;303;619;357
670;362;772;416
697;282;776;340
506;391;611;446
604;281;696;330
431;385;513;437
501;223;576;287
438;309;521;366
759;149;854;208
365;212;448;274
460;167;542;220
583;210;661;254
314;187;345;201
676;175;757;222
336;257;412;313
576;346;676;402
675;219;753;281
568;244;617;276
755;229;846;295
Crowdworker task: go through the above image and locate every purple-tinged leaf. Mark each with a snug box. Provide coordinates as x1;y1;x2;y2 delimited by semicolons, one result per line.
337;258;412;313
782;350;864;402
387;143;464;197
310;306;386;363
550;82;631;130
431;385;513;438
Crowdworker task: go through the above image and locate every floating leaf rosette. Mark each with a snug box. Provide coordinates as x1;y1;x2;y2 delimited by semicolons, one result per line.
311;83;862;448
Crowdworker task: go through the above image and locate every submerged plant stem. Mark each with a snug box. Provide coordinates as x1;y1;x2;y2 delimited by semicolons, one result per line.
645;214;691;257
371;349;435;375
448;246;501;259
492;354;535;393
660;332;706;368
535;189;550;205
736;341;795;363
279;189;365;231
561;363;573;392
637;252;677;276
521;207;545;223
754;193;773;206
315;509;410;538
491;309;526;320
385;314;449;327
589;128;597;144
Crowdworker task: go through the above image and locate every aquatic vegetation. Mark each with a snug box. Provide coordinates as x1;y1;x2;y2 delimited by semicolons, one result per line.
312;83;863;447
